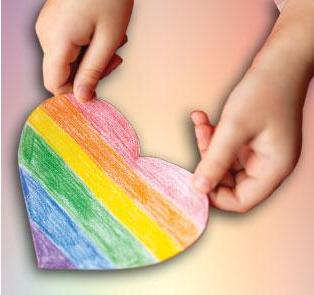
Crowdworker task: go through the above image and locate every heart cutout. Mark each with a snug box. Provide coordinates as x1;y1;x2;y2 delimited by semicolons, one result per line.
18;94;209;270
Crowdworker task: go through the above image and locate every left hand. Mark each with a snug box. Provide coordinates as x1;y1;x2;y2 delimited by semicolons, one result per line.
191;0;314;213
35;0;134;101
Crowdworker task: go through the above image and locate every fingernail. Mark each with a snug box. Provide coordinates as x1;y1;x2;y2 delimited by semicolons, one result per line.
195;127;203;139
193;175;211;193
76;85;93;102
190;112;199;124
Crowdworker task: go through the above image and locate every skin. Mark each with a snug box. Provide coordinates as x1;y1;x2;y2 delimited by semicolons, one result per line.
36;0;314;213
35;0;133;101
192;0;314;212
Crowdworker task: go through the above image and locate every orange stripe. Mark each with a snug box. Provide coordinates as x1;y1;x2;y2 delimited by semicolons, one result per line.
41;96;199;246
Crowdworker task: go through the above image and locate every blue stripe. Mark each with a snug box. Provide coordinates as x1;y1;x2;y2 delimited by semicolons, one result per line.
20;167;113;269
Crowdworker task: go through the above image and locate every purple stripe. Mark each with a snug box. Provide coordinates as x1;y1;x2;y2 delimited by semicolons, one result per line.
30;221;75;269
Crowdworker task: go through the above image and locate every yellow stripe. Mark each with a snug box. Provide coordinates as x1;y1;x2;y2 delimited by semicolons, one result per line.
28;108;182;260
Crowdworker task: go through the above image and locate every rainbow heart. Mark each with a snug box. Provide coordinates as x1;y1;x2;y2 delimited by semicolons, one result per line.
18;94;209;270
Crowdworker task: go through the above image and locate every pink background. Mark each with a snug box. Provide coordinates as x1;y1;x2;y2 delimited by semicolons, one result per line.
2;0;314;294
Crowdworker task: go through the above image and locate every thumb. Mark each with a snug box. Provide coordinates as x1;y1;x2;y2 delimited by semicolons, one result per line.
193;117;252;193
73;27;121;101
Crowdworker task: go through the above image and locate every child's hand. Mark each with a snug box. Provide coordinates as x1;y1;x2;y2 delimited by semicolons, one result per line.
191;0;314;213
35;0;133;101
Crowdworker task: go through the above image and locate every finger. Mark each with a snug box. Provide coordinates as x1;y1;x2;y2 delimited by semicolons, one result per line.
231;145;251;172
102;54;123;78
118;35;128;49
191;111;247;188
209;177;272;213
99;33;127;78
220;172;235;188
209;151;289;213
195;124;212;158
231;159;242;172
235;170;246;184
191;110;234;188
238;145;251;167
73;27;121;101
42;43;80;94
191;110;210;126
191;111;213;158
193;118;253;194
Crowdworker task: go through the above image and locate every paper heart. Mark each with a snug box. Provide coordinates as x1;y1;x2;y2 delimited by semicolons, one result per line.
18;94;209;270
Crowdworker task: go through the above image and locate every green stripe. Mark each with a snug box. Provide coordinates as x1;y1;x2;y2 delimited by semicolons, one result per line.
19;125;155;268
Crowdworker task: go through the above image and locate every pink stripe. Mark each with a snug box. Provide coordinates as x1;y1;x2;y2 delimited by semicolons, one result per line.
68;94;208;230
136;157;208;229
68;94;140;164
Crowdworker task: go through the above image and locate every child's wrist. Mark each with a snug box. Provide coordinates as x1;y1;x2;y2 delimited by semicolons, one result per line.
251;1;314;89
275;0;314;69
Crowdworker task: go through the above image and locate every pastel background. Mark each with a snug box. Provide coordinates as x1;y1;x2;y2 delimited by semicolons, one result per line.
2;0;314;294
